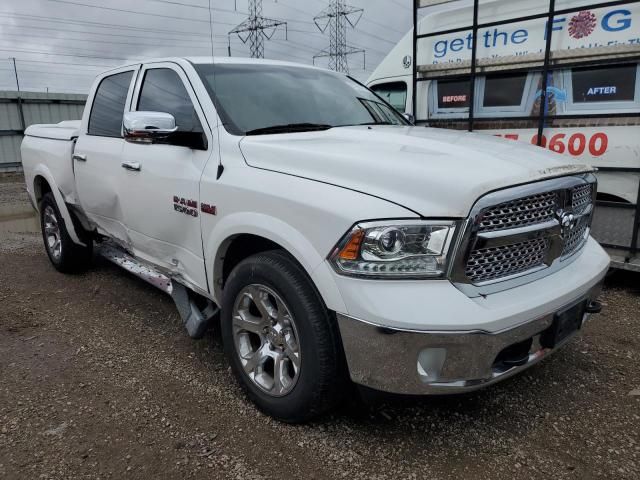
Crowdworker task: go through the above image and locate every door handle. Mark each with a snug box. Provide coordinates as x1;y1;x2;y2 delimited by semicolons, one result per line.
121;161;141;172
72;153;86;162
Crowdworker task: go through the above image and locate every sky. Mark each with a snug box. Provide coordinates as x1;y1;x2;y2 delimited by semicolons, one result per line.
0;0;414;93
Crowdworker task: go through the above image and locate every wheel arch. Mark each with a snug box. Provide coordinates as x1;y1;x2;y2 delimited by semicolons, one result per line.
33;174;53;205
31;166;86;246
206;214;346;313
215;233;282;293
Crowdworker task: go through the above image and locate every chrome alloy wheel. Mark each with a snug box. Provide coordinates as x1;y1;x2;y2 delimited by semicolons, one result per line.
231;284;301;397
43;205;62;260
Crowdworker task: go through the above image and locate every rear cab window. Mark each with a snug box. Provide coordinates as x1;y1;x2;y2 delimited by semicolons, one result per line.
88;71;134;137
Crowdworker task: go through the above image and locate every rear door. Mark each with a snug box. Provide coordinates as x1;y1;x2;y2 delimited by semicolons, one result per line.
119;62;215;292
74;67;138;243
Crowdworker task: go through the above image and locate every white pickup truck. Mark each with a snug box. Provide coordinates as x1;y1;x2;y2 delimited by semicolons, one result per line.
21;57;609;422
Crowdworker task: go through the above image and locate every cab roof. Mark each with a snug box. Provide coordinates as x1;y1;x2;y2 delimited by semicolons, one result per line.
102;57;334;75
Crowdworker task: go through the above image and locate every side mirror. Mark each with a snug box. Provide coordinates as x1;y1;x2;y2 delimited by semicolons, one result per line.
403;112;415;124
123;111;178;144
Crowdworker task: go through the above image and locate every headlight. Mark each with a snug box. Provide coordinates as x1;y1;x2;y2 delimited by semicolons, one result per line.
328;220;457;279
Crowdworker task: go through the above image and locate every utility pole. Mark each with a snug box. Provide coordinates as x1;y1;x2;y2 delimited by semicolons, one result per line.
10;57;26;132
313;0;365;74
10;57;20;92
228;0;287;58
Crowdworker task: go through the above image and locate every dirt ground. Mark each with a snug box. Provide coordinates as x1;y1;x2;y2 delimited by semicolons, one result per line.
0;173;638;479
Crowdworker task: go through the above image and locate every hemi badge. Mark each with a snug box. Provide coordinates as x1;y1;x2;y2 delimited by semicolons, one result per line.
201;203;217;215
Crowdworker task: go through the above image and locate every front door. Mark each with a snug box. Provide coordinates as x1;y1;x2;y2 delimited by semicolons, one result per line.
74;67;138;244
119;63;215;292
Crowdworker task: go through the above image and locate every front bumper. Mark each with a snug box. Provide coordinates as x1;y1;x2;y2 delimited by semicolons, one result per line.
334;238;609;395
338;280;603;394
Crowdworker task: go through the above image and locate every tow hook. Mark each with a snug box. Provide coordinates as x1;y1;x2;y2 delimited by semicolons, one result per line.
586;300;602;314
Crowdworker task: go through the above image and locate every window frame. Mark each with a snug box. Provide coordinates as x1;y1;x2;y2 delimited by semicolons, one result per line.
428;71;541;119
474;71;540;117
559;62;640;114
428;77;475;118
86;68;137;138
130;62;211;149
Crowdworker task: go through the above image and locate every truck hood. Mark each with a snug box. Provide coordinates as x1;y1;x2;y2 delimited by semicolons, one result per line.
239;125;593;217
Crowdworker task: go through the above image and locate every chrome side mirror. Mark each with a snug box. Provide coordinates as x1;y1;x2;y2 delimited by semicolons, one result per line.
403;112;415;124
123;111;178;144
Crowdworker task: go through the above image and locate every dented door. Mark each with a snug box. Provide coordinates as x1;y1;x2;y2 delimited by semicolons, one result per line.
119;63;215;292
74;68;137;243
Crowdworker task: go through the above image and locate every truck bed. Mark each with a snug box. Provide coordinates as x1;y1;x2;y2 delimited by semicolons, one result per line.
22;121;81;206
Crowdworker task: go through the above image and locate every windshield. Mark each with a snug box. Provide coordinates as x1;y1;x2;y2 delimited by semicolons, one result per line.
194;63;408;135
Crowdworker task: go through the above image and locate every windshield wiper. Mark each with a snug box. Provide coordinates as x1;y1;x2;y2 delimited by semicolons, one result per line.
245;123;333;135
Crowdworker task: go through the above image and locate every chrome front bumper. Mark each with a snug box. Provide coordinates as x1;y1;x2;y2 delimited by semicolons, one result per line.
337;281;604;395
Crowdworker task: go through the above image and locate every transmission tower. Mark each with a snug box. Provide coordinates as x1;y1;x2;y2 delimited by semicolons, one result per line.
228;0;287;58
313;0;365;74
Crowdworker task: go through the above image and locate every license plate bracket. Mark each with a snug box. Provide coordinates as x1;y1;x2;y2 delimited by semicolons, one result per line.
540;299;587;349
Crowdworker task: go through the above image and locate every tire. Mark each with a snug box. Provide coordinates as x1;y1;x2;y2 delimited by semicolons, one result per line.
221;250;346;423
39;192;92;273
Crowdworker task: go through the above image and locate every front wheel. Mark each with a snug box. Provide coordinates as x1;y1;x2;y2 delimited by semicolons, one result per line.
220;250;346;423
39;192;92;273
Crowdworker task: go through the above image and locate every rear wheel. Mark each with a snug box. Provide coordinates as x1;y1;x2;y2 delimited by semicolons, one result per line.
39;192;92;273
221;250;346;423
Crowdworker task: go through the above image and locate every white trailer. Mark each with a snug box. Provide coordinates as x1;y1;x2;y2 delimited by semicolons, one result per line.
367;0;640;270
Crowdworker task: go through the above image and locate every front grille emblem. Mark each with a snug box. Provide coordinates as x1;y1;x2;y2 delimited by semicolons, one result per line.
558;210;577;237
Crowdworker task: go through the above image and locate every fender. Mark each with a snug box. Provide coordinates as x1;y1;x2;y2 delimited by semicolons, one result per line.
31;164;86;247
205;211;347;313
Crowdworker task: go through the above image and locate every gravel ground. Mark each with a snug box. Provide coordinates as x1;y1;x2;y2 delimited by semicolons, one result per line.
0;174;638;479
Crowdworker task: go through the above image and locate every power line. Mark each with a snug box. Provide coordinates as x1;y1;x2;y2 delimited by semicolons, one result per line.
0;31;223;49
1;6;399;46
0;12;210;37
387;0;411;10
0;21;226;44
11;40;159;60
16;59;117;68
42;1;400;45
0;67;96;77
313;0;365;73
0;48;129;62
2;1;391;82
47;0;216;24
138;0;212;9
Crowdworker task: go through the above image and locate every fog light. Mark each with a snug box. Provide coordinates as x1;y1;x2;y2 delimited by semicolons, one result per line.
417;348;447;382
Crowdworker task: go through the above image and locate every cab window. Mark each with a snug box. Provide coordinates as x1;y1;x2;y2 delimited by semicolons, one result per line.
137;68;203;133
88;71;133;137
370;81;408;112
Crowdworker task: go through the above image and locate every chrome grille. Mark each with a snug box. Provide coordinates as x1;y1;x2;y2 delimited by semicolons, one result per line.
562;216;590;257
452;175;597;294
571;183;592;214
465;237;549;283
478;191;557;232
